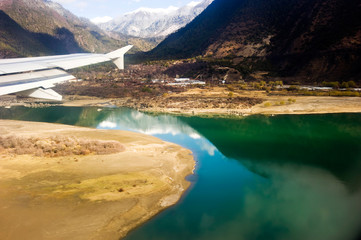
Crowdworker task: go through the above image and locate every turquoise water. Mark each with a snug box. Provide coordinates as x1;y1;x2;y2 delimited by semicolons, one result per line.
1;107;361;240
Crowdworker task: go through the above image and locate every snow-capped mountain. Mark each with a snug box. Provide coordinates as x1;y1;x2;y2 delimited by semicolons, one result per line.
99;0;213;39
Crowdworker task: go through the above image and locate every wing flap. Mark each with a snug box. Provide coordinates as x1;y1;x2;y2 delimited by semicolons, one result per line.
0;45;133;100
0;45;133;75
0;69;75;96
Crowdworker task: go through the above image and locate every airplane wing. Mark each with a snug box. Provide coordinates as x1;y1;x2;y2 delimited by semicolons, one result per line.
0;45;133;101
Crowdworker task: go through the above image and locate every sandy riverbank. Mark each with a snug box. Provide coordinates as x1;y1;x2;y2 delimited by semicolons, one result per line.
1;87;361;117
0;120;195;240
61;88;361;117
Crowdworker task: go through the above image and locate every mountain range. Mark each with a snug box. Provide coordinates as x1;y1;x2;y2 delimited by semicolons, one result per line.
0;0;126;57
0;0;360;83
146;0;361;82
100;0;213;39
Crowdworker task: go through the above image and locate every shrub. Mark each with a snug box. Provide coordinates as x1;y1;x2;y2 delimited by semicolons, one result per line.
341;82;349;88
348;81;357;88
141;86;152;93
239;84;247;90
322;81;339;89
275;81;283;86
329;91;360;97
288;85;300;91
227;85;235;91
264;102;272;107
288;98;296;103
252;82;262;90
0;136;124;157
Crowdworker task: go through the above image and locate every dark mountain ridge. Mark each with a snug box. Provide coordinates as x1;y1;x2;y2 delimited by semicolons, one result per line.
150;0;242;58
0;10;74;57
144;0;361;83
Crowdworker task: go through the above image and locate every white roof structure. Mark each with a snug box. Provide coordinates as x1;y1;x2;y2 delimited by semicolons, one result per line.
0;45;133;101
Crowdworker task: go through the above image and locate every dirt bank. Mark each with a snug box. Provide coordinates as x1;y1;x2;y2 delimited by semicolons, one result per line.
114;87;361;116
0;120;195;240
1;86;361;117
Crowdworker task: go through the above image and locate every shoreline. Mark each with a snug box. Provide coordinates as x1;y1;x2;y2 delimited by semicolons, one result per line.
134;96;361;117
1;90;361;117
0;120;195;240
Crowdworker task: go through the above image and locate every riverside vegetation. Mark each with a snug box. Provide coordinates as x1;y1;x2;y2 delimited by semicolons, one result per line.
48;61;361;117
0;135;124;157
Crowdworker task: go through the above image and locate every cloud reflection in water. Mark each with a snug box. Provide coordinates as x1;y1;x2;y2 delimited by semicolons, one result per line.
97;109;217;156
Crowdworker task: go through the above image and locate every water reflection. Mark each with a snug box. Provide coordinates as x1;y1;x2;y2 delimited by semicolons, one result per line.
1;107;361;240
179;114;361;191
97;108;217;156
0;106;111;127
218;161;361;240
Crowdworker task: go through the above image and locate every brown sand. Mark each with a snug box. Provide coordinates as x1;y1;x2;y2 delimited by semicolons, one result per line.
249;95;361;115
0;120;195;240
1;87;361;117
129;88;361;117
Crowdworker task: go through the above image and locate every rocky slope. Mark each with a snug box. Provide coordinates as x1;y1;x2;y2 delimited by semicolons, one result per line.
100;0;213;39
0;0;124;57
146;0;361;83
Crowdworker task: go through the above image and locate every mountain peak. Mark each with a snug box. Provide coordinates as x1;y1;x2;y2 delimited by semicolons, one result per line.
99;0;214;39
128;6;179;15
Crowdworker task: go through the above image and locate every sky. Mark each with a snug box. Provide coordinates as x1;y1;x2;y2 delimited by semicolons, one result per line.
53;0;197;23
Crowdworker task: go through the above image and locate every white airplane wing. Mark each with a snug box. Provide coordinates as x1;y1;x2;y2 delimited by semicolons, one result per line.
0;45;133;101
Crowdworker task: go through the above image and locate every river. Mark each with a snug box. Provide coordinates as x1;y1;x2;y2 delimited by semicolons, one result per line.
1;106;361;240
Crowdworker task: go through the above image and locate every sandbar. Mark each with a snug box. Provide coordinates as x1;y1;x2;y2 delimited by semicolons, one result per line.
0;120;195;240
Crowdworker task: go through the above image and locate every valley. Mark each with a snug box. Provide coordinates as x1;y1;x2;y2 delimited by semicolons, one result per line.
0;0;361;239
1;61;360;117
54;61;361;117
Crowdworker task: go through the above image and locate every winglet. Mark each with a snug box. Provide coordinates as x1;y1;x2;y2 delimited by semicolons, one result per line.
106;45;133;70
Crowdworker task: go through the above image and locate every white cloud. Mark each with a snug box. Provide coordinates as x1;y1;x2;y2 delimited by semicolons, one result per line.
98;121;117;129
91;16;113;24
